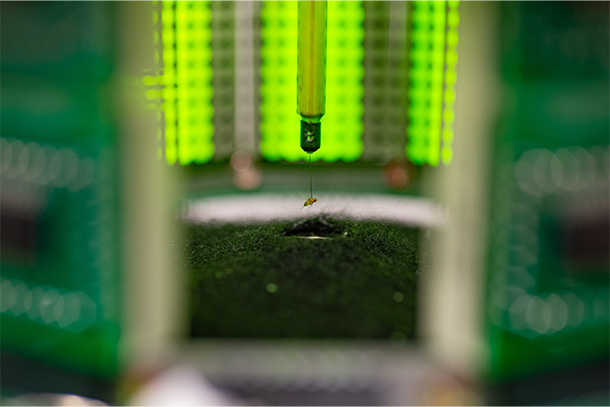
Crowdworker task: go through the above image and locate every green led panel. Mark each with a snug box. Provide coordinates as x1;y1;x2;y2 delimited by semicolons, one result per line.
260;1;300;161
161;1;214;165
406;1;459;167
441;1;459;165
324;1;364;162
260;1;364;162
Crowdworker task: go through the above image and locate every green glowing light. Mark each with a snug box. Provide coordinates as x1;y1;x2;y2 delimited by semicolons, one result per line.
324;1;364;162
442;0;460;165
161;1;214;165
406;1;459;167
260;1;300;162
260;1;364;162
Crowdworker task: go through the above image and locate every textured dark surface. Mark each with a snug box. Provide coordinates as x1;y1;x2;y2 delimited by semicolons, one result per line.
183;215;422;339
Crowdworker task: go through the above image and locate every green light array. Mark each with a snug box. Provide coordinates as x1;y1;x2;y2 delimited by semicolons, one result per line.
161;1;214;165
442;1;459;165
406;1;459;167
260;1;364;162
260;1;299;161
325;1;364;162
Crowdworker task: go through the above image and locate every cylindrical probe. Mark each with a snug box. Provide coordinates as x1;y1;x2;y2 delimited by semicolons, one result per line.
297;0;327;153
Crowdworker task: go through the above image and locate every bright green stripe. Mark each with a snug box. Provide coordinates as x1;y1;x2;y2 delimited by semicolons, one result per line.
322;1;364;162
176;2;191;165
162;1;214;166
427;1;445;167
407;0;448;167
260;1;302;162
161;1;177;165
441;1;459;165
260;1;364;162
407;2;427;164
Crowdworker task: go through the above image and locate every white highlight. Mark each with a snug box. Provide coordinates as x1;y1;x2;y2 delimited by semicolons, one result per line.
184;193;445;227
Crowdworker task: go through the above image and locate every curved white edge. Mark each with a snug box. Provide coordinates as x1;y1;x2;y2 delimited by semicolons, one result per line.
183;193;446;228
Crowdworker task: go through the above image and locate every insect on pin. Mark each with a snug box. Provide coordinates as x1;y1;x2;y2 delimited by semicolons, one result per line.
302;196;318;208
302;154;317;209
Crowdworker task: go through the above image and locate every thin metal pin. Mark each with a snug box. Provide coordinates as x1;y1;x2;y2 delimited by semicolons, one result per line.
309;153;313;198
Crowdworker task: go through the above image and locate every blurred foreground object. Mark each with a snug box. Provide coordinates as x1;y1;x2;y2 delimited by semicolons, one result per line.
0;2;179;403
1;392;107;406
424;2;609;405
127;366;238;406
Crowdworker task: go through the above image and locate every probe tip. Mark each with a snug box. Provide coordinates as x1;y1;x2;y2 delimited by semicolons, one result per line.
300;120;321;153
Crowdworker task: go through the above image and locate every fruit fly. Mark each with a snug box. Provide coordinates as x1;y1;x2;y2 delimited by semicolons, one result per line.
300;153;318;209
303;196;318;208
301;196;318;209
